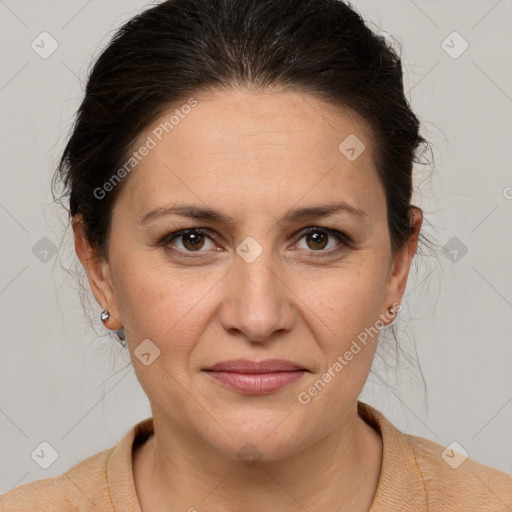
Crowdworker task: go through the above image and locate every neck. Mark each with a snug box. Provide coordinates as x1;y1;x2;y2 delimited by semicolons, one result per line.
133;403;382;512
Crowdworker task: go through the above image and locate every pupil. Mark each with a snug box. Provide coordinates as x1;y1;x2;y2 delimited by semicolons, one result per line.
309;231;327;250
184;233;204;250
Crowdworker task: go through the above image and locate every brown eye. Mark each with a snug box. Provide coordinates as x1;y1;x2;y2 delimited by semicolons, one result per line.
295;227;348;255
163;229;215;253
181;232;205;251
305;231;329;250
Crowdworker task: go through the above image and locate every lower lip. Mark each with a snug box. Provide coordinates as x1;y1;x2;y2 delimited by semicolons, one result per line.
203;370;306;394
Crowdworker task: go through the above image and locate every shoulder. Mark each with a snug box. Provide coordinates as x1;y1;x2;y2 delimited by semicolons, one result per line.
358;401;512;511
0;446;114;511
0;417;152;512
404;432;512;510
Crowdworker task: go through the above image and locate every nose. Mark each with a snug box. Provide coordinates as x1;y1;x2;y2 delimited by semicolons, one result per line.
219;249;296;343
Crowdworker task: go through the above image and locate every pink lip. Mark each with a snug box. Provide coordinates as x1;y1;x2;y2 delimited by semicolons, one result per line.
204;358;306;373
203;359;308;394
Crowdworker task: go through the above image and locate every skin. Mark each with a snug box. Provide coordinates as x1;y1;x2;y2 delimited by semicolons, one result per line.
73;87;422;511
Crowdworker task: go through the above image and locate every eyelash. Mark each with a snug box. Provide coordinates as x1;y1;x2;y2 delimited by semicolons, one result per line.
160;227;351;259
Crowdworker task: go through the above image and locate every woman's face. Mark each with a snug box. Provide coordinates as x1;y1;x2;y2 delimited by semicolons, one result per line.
78;88;420;461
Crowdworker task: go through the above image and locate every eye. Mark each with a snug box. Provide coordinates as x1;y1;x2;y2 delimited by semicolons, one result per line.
294;227;348;255
162;228;217;254
160;226;350;258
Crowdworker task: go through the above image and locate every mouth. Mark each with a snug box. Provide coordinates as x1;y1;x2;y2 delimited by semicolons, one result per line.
202;359;309;394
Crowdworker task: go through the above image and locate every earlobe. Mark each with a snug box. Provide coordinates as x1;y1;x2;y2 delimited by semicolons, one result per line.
72;216;123;330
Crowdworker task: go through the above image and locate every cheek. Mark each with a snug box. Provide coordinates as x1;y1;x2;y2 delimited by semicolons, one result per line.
300;262;388;342
294;271;384;424
112;261;217;418
294;260;387;400
113;255;220;360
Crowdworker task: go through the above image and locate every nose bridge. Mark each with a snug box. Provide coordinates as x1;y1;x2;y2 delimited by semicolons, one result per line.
220;235;294;341
238;245;277;297
237;228;290;291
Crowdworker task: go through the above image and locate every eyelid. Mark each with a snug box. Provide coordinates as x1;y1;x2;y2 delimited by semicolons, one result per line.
298;226;351;244
292;227;350;256
160;226;350;257
161;228;218;254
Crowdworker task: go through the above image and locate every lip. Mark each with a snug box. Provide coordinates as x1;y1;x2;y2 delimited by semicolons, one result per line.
202;359;308;394
203;358;307;373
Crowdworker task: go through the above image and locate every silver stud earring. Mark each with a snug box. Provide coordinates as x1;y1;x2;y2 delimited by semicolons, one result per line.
101;310;127;348
386;304;401;323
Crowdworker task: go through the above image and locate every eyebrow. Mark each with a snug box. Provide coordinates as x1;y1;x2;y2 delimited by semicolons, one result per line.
140;200;367;227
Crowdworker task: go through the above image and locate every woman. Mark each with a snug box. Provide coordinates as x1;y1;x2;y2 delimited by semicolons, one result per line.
1;0;510;510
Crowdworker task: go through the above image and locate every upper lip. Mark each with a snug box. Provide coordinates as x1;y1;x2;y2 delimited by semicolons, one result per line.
203;359;307;373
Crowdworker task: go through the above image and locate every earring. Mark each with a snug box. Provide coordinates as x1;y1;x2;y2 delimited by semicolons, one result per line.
116;328;127;348
386;304;401;321
101;310;127;348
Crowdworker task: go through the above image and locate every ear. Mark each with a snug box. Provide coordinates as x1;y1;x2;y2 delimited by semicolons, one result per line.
381;206;423;321
72;215;123;331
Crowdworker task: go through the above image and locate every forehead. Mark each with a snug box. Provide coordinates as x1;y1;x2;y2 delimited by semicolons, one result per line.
118;88;384;221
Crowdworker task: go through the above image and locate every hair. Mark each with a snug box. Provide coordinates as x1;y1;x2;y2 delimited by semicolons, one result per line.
52;0;436;395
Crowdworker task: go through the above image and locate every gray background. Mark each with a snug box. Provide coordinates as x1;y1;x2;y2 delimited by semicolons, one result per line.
1;0;511;492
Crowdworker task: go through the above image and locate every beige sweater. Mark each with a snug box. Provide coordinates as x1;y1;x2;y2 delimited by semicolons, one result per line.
1;401;511;511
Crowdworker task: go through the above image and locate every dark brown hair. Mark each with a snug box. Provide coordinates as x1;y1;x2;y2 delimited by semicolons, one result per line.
52;0;430;262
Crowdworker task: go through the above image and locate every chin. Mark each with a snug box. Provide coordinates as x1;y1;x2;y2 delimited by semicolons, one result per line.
203;419;310;464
